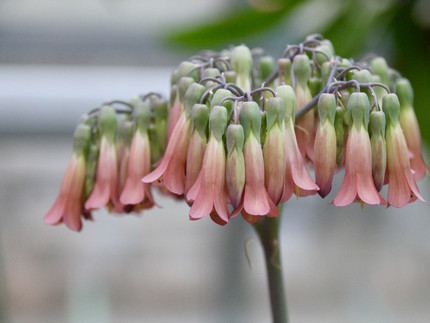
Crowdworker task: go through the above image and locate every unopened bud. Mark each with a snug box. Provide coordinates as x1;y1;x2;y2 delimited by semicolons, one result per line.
210;106;228;140
371;57;389;86
293;54;311;86
347;92;370;129
184;83;206;118
275;85;297;123
369;111;387;191
382;93;401;125
99;106;117;142
278;58;292;85
239;101;262;141
191;104;209;136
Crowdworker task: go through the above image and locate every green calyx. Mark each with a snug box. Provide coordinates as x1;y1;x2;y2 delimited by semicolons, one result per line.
260;55;275;81
85;143;99;198
226;124;245;154
334;106;345;166
315;43;333;66
209;105;228;140
153;97;169;122
318;93;336;125
176;61;198;82
231;45;253;80
118;120;134;146
371;57;389;86
178;77;195;103
309;77;322;97
99;106;117;142
275;85;297;122
239;101;262;141
184;83;206;118
278;58;292;85
210;89;233;113
293;54;311;86
395;78;414;107
382;93;401;125
369;110;386;138
191;104;209;136
265;97;285;130
73;123;92;155
347;92;370;129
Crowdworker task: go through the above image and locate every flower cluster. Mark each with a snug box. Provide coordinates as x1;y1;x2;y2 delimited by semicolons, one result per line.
45;34;428;231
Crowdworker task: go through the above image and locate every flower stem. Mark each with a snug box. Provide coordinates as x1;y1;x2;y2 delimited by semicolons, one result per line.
254;207;288;323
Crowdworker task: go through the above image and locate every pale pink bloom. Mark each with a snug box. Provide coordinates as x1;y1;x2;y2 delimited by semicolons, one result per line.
333;126;386;206
295;85;315;161
120;131;154;208
185;130;207;196
168;99;182;139
400;107;429;180
142;113;191;195
85;137;119;210
187;134;230;224
386;123;425;207
44;154;86;232
281;120;319;202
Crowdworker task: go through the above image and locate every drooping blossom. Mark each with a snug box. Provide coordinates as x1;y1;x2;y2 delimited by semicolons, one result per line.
187;106;230;224
120;101;154;209
383;94;424;207
44;124;91;231
85;106;120;211
143;83;206;195
396;78;429;180
333;93;386;206
314;93;337;197
368;111;386;191
276;85;319;202
225;124;245;209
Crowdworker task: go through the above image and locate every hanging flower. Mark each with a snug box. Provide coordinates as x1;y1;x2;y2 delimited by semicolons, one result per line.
44;124;91;231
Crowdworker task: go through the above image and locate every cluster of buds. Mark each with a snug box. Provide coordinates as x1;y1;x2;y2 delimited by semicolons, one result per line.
45;34;428;231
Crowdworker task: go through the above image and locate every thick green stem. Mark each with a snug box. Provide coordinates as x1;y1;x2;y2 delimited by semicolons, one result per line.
254;209;288;323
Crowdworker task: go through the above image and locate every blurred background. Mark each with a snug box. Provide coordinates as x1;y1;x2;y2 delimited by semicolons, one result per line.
1;0;430;322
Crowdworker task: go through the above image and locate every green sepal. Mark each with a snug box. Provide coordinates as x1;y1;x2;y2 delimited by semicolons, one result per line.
371;57;389;86
184;83;206;118
278;58;292;85
210;88;233;114
135;100;151;132
293;54;311;86
201;68;220;86
309;77;322;97
275;85;297;123
318;93;336;125
170;84;178;106
73;123;92;155
382;93;401;125
369;110;386;138
231;45;253;80
347;92;370;129
226;124;245;154
224;71;237;84
395;78;414;107
176;61;198;82
191;104;209;136
353;69;372;83
118;120;134;147
321;61;332;87
315;43;333;66
178;77;195;103
265;97;285;130
153;97;169;122
239;101;262;141
334;106;345;166
260;55;275;81
210;105;228;141
99;106;117;142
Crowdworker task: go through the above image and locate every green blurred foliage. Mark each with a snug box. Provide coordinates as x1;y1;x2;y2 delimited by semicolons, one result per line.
165;0;430;145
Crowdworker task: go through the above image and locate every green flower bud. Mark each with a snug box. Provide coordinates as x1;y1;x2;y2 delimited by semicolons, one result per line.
265;97;285;130
201;68;220;89
259;55;275;81
347;92;370;129
321;61;332;87
239;101;262;141
226;123;245;153
353;69;372;83
371;57;389;86
210;105;228;140
315;44;333;66
176;61;198;81
85;143;99;198
293;54;311;86
99;106;117;142
170;84;178;106
278;58;292;85
275;85;297;122
118;120;134;147
224;71;237;84
73;124;92;155
318;93;336;124
369;110;387;191
153;97;169;122
369;110;386;138
210;88;233;114
309;77;322;97
178;77;195;103
135;100;151;132
231;45;253;91
334;106;345;166
395;78;414;107
184;83;206;118
191;104;209;136
382;93;401;125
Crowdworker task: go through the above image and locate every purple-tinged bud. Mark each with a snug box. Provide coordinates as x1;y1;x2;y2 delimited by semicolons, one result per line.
264;97;286;204
185;104;209;195
226;124;245;208
314;94;337;197
396;78;429;180
334;106;346;166
369;111;386;191
184;83;206;118
278;58;292;86
383;94;424;207
371;57;389;86
231;45;253;91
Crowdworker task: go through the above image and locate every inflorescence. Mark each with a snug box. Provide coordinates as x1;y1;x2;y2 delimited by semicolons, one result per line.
45;34;428;231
